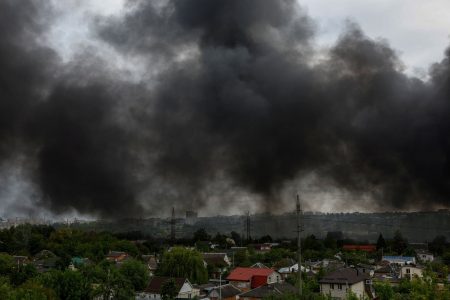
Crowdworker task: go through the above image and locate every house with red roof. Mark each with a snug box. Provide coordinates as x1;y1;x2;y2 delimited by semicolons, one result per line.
226;267;282;292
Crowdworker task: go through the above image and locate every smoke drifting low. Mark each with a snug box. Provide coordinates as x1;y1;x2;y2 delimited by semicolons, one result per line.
0;0;449;218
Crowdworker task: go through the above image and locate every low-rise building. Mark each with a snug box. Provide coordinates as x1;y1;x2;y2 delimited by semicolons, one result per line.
106;251;130;265
142;255;158;276
400;265;424;279
136;276;199;300
416;250;434;263
207;284;241;300
382;256;416;266
227;267;282;292
238;282;297;300
278;263;309;279
203;252;232;279
319;268;374;299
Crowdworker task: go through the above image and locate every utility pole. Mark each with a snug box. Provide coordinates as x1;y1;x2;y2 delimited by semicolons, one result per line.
246;211;251;242
171;207;175;243
296;194;304;297
219;272;222;300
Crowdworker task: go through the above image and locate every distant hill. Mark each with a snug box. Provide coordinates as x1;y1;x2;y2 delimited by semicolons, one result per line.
66;210;450;243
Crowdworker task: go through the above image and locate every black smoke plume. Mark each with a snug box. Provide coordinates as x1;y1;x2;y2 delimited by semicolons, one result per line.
0;0;449;217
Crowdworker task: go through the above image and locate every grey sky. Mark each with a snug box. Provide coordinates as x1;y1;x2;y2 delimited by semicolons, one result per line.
50;0;450;78
3;0;450;219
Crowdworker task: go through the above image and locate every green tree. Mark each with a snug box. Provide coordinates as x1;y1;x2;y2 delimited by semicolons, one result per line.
10;264;38;286
12;281;57;300
161;278;178;300
392;231;407;255
324;233;337;249
376;234;386;251
230;231;241;246
118;259;149;291
430;235;447;256
91;265;134;300
374;281;394;300
159;247;208;283
38;269;92;300
0;253;14;276
193;228;209;242
234;249;251;267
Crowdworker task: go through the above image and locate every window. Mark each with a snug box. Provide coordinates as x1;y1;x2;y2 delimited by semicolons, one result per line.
338;284;342;290
330;284;334;289
406;268;410;274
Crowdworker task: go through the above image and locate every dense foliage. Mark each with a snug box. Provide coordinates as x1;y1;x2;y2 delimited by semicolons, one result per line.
0;224;449;299
158;247;208;284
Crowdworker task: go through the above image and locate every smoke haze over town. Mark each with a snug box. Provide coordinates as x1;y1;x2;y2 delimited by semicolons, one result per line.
1;0;450;219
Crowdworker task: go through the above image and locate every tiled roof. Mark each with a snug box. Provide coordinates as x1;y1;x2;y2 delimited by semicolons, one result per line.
227;267;274;281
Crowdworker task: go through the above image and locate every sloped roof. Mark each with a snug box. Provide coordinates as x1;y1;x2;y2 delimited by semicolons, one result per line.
144;276;187;294
203;253;229;266
239;282;296;298
319;268;369;285
227;267;274;281
107;251;128;258
208;284;241;298
251;262;270;269
375;266;393;274
34;250;56;260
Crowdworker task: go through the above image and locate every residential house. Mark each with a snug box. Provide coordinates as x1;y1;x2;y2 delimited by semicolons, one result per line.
322;259;346;273
13;255;28;267
142;255;158;276
382;256;416;265
252;244;271;252
400;265;424;279
238;282;297;300
32;250;59;273
227;267;282;292
203;253;231;278
136;276;199;300
207;284;241;300
373;265;396;278
416;250;434;263
272;258;296;270
68;257;90;270
305;260;323;273
194;283;217;298
319;268;374;299
355;264;375;277
106;251;129;266
250;262;270;269
278;263;309;280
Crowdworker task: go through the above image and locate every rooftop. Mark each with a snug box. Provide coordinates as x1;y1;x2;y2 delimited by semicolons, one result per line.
227;267;275;281
319;268;369;285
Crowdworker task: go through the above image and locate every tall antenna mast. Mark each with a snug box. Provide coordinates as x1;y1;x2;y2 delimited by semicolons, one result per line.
246;211;251;242
296;194;303;297
171;207;175;242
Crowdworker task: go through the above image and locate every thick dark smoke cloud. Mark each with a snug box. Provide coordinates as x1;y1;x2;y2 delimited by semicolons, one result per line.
0;0;449;217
